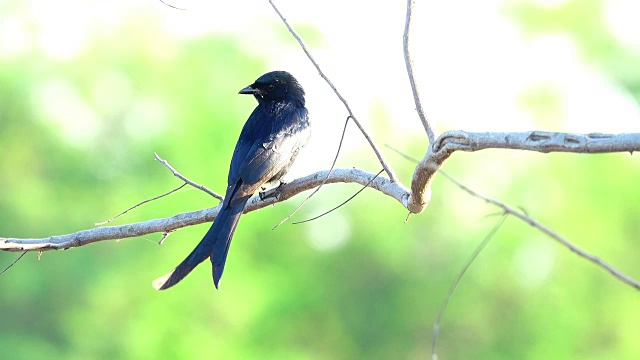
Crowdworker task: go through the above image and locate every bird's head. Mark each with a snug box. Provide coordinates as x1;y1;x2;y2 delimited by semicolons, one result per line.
239;71;305;106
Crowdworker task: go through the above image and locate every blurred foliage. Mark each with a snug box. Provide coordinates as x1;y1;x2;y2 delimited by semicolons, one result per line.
1;1;639;360
507;0;640;103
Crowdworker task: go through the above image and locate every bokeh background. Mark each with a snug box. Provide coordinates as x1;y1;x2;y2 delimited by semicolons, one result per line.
1;0;639;359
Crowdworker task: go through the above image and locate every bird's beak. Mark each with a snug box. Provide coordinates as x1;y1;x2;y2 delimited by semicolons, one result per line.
239;86;257;95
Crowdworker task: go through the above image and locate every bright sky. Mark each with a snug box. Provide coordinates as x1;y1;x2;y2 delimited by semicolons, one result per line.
4;0;637;136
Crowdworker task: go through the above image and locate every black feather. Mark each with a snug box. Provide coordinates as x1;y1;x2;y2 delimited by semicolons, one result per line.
153;71;310;290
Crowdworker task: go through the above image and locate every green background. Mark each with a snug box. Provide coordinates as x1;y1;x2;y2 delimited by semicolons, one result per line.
1;1;639;359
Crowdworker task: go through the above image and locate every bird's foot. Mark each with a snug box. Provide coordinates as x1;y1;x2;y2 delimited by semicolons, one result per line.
259;181;286;201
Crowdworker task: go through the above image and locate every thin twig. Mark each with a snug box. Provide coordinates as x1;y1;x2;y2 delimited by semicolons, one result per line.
403;0;437;143
0;250;27;276
154;153;223;201
385;144;420;163
438;171;640;291
272;115;351;229
268;0;398;183
293;169;384;224
158;231;173;245
156;0;186;10
387;144;640;291
431;215;508;359
95;183;188;226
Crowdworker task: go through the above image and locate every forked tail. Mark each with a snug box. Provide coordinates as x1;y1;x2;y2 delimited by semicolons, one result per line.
152;198;248;290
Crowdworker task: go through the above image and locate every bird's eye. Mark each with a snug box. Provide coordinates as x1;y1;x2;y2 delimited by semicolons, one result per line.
267;84;275;92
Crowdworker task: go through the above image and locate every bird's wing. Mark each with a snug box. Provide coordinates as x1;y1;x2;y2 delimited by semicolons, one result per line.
226;105;309;207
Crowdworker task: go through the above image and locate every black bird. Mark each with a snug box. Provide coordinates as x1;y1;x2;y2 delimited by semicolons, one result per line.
153;71;310;290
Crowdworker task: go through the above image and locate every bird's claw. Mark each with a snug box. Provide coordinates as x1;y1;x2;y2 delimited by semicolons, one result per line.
259;182;286;201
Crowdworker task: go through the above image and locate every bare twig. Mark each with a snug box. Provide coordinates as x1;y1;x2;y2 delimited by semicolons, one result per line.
156;0;186;10
438;171;640;291
403;0;437;143
272;115;351;229
431;215;508;359
95;183;188;226
387;144;640;291
293;169;384;224
268;0;398;183
0;250;27;276
158;231;173;245
154;153;223;201
385;144;419;163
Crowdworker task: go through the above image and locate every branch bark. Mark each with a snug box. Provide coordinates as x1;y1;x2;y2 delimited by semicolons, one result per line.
406;130;640;213
3;130;638;252
0;168;407;252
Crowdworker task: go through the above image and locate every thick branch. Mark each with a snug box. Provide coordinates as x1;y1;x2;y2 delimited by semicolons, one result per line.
406;131;640;213
0;168;408;252
434;131;640;154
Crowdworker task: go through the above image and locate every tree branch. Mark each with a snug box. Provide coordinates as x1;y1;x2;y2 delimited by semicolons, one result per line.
2;131;637;252
406;131;640;213
433;131;640;154
0;168;407;252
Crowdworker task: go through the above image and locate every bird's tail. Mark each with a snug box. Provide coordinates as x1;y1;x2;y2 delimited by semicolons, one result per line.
152;197;249;290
